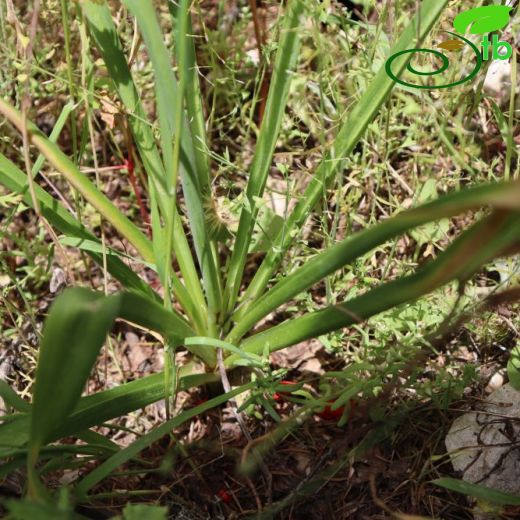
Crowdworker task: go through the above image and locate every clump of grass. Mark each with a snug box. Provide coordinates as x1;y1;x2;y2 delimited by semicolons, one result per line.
0;0;519;516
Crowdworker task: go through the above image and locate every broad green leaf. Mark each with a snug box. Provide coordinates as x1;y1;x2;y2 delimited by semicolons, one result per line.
453;5;513;35
0;415;31;456
433;477;520;505
0;381;29;412
4;499;86;520
29;288;122;459
228;211;520;362
229;180;520;343
507;340;520;391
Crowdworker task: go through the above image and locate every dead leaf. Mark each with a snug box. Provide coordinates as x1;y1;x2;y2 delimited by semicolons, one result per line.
98;92;120;130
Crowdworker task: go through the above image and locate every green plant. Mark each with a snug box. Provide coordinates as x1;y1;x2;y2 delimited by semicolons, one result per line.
433;477;520;506
1;0;520;510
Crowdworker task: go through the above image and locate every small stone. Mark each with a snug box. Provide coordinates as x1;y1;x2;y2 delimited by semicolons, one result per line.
445;384;520;502
485;372;504;393
483;60;512;100
49;267;66;293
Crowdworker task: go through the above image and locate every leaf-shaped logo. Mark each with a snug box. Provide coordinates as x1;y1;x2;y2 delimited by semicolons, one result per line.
453;5;512;35
438;39;464;52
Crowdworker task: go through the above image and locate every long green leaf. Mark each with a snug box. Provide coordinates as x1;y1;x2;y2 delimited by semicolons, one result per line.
167;1;211;193
28;286;212;459
74;382;255;499
228;180;520;342
0;99;154;263
168;1;224;307
0;381;30;413
0;153;158;299
227;211;520;364
116;291;216;367
5;499;88;520
29;289;121;461
238;0;452;314
58;370;218;439
433;477;520;505
117;291;194;338
79;0;168;204
223;0;305;316
81;0;206;325
121;0;221;322
0;369;219;459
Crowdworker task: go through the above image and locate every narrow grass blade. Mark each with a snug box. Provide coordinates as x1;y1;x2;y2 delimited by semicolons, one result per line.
228;180;520;342
57;370;218;440
239;0;452;313
31;101;74;177
122;0;194;182
0;381;30;413
0;153;157;299
184;336;262;366
223;0;304;315
168;1;224;295
1;443;117;473
79;0;168;205
74;382;255;498
0;99;154;263
59;237;154;267
117;291;194;339
433;477;520;505
168;1;211;193
227;211;520;363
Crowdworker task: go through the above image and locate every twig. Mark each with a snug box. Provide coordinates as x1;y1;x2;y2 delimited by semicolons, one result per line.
249;0;270;124
370;474;420;520
217;348;253;442
216;348;273;505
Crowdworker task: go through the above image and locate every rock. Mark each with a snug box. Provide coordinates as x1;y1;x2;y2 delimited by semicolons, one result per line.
483;59;513;103
445;384;520;503
485;371;505;393
49;267;66;293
